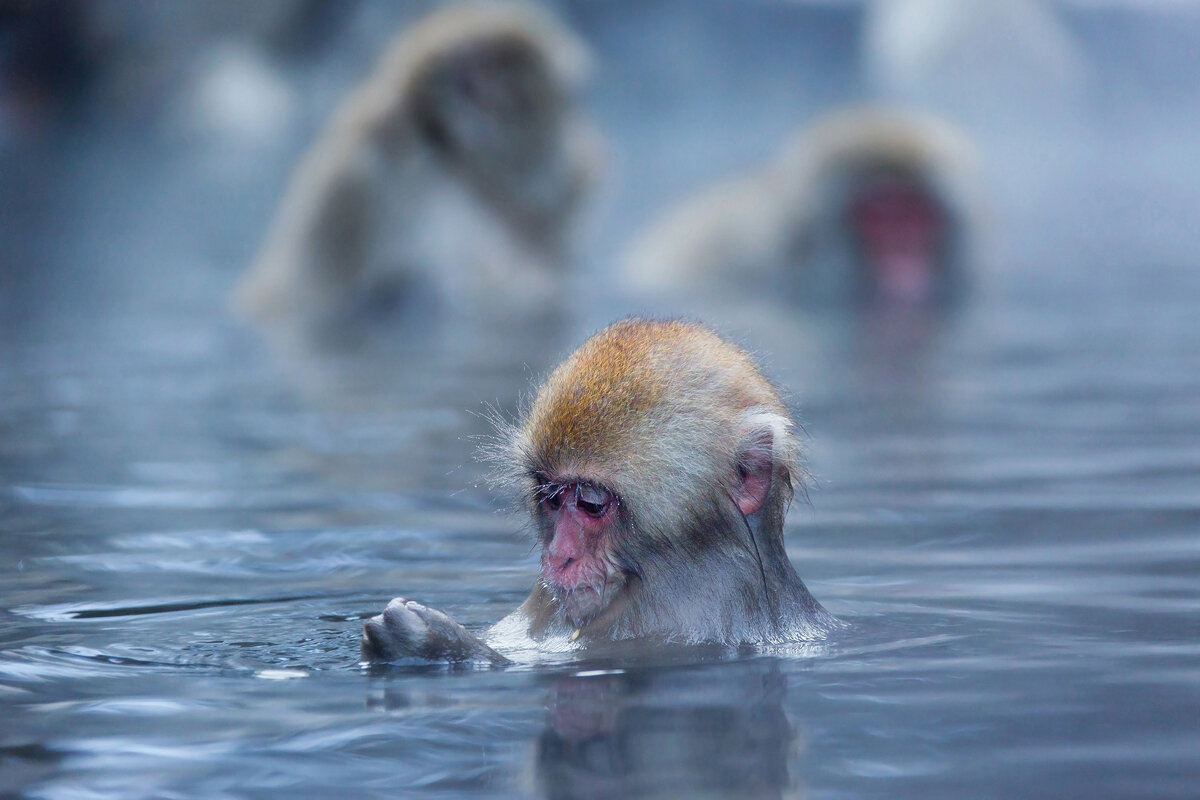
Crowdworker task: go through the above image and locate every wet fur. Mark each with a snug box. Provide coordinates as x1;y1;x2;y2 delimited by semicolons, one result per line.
493;319;832;646
362;318;834;665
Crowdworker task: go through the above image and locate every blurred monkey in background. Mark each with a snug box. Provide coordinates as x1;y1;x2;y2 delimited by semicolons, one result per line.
233;2;604;329
862;0;1089;126
622;107;983;307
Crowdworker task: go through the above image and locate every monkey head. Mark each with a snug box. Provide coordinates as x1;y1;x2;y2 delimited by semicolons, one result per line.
786;107;980;306
500;319;804;633
401;2;601;247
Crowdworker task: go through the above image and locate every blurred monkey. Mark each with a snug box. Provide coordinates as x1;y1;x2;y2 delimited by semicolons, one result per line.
233;2;603;327
622;107;983;306
863;0;1089;125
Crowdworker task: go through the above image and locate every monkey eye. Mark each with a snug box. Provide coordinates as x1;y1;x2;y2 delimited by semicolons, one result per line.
537;481;567;511
534;476;615;517
575;483;614;517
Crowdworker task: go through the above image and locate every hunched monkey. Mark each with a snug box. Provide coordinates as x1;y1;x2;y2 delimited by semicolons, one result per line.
233;2;603;326
361;318;835;664
622;107;982;306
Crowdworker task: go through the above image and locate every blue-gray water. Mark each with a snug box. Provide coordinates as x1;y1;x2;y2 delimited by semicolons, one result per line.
3;3;1200;798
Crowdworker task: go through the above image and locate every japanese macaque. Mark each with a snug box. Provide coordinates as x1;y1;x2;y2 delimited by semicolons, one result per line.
361;318;834;665
232;2;603;326
863;0;1089;124
621;107;983;306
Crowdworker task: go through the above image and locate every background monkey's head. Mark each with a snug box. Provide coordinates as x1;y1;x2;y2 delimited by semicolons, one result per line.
401;3;603;250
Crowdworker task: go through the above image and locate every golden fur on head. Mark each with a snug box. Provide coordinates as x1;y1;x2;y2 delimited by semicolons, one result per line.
503;319;802;538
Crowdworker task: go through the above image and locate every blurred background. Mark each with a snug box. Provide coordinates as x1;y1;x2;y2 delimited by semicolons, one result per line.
2;1;1199;798
3;0;1199;321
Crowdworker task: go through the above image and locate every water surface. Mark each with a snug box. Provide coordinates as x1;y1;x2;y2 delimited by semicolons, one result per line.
2;3;1200;798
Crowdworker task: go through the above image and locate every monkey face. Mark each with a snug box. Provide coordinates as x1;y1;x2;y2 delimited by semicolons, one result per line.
420;37;561;153
532;474;630;627
849;175;947;303
413;34;591;238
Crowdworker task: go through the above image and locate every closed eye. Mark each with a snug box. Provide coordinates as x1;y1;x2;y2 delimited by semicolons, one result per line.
534;475;567;511
576;483;614;516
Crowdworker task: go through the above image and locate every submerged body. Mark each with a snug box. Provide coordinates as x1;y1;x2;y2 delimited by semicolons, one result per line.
622;107;983;307
362;318;835;664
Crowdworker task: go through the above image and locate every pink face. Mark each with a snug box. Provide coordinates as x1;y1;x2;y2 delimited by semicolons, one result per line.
535;476;625;626
851;179;946;303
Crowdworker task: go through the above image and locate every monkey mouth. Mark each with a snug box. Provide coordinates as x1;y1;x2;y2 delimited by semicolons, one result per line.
874;252;935;303
546;572;625;629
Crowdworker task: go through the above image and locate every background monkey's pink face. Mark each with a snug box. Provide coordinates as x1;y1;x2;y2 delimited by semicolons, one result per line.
851;178;946;303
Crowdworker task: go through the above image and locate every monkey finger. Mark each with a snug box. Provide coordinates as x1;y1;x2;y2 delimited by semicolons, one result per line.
361;596;430;662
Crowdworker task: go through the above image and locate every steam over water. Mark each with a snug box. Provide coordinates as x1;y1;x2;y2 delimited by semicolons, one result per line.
2;2;1199;798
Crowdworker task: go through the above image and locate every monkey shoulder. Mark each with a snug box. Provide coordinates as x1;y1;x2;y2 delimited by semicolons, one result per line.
621;169;793;295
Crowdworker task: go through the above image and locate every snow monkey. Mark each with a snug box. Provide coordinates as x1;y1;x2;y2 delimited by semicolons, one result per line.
361;318;835;664
233;2;604;326
622;107;983;306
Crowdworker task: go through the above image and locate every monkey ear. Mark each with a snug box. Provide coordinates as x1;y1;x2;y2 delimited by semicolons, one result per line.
733;429;774;516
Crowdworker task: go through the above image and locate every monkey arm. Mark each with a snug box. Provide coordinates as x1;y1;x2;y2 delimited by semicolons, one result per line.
360;597;511;665
232;133;380;321
304;152;376;286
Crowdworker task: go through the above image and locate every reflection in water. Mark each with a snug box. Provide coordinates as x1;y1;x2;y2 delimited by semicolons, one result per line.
534;660;797;800
856;302;946;373
255;310;570;417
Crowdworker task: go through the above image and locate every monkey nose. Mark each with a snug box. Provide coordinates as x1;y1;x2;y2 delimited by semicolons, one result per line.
546;522;590;585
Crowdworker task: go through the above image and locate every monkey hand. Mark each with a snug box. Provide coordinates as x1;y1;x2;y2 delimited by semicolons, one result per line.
360;597;510;665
